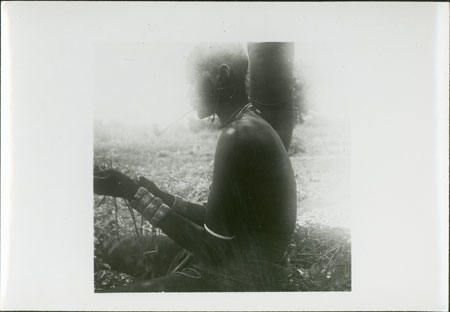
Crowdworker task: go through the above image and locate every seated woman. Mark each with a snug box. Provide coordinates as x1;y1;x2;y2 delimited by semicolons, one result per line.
94;43;297;292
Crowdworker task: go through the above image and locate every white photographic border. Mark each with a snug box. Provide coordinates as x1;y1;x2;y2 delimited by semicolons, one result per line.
1;2;448;311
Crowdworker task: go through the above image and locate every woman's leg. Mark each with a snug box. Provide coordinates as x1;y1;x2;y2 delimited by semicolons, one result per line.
96;270;217;292
103;235;184;277
99;235;221;292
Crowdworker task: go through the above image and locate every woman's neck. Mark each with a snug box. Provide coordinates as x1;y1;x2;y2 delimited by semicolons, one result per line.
216;92;248;124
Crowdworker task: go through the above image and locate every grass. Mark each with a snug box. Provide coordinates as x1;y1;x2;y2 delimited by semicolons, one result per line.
94;115;351;291
286;223;351;291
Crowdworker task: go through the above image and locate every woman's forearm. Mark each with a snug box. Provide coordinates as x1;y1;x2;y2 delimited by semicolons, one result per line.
139;177;206;225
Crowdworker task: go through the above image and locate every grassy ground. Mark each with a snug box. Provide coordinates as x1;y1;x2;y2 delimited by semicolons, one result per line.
94;114;351;291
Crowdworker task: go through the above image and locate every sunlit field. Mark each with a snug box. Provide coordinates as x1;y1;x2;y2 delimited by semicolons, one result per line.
94;113;351;291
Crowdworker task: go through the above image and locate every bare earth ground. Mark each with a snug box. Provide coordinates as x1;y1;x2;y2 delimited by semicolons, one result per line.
94;114;351;291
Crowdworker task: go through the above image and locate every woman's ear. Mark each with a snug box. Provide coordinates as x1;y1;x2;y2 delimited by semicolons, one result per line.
218;63;231;83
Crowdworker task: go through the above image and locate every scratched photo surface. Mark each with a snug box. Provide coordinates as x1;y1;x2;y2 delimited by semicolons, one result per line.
93;42;350;292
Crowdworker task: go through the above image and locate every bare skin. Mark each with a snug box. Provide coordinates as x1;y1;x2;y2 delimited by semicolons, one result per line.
94;44;297;292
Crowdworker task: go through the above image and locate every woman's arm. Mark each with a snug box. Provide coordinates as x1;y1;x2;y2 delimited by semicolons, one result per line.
129;186;232;265
138;177;206;226
133;129;246;264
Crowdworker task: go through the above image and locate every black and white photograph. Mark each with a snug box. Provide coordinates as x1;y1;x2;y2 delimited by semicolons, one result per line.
1;2;448;310
93;42;351;292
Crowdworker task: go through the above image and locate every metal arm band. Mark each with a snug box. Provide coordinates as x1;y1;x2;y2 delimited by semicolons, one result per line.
172;195;189;215
130;187;154;213
140;197;161;220
130;187;171;227
150;203;171;227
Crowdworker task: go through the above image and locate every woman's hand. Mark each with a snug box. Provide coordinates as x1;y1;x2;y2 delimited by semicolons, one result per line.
137;176;160;195
94;168;139;200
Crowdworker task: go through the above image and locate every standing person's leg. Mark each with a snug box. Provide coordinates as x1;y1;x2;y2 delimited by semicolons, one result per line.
248;42;295;150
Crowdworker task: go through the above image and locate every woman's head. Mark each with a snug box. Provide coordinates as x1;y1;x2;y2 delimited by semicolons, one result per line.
186;43;249;119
